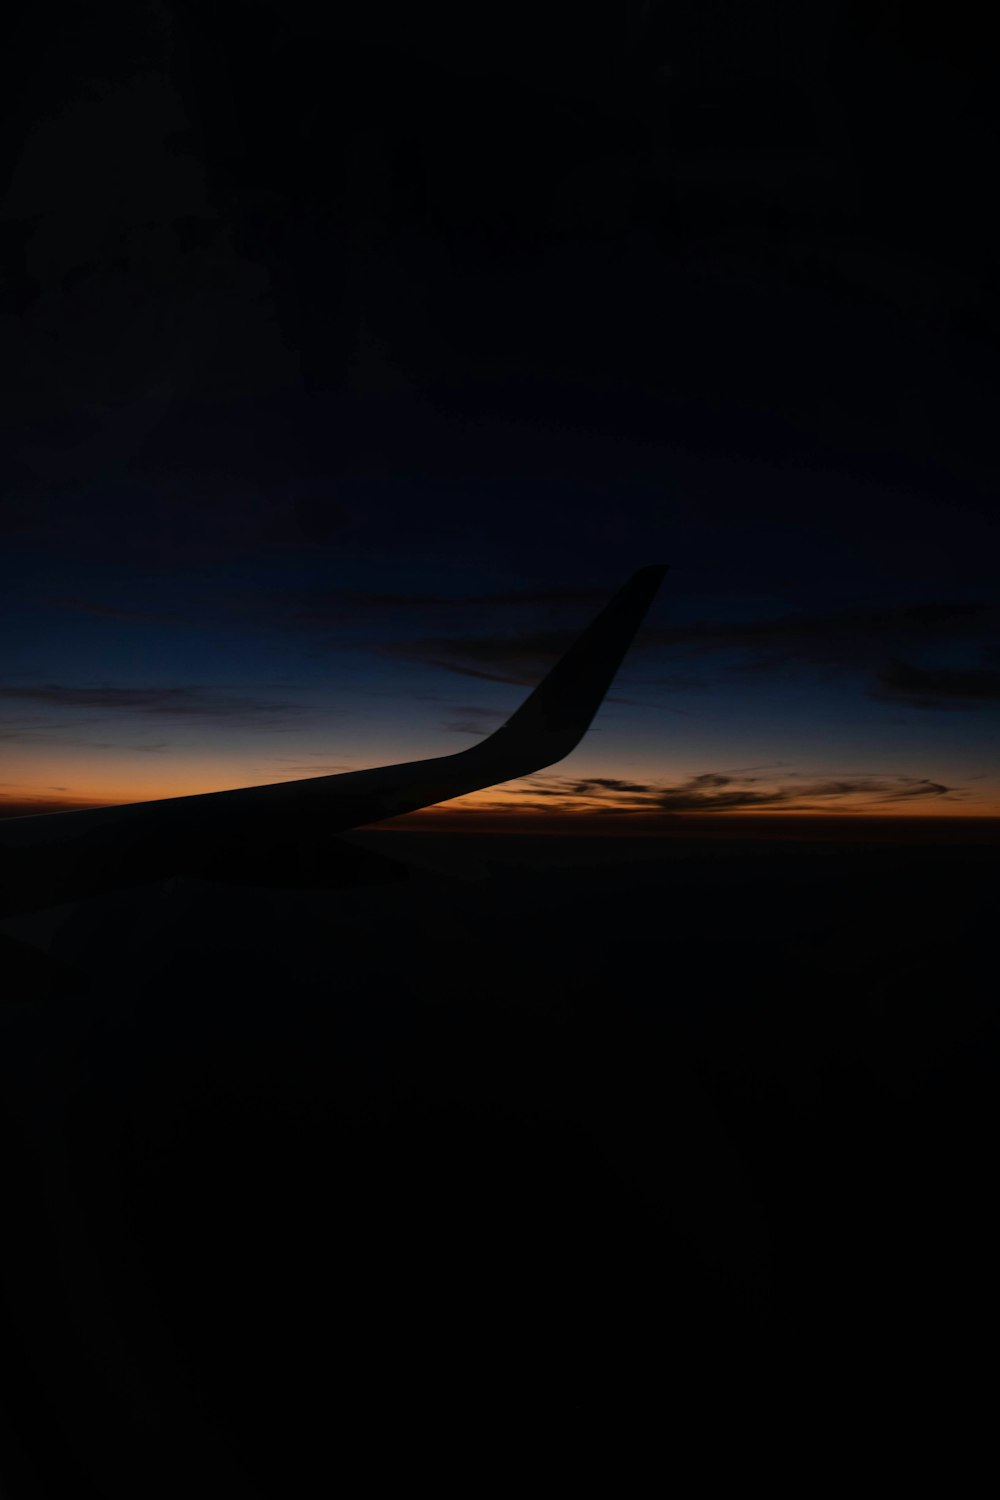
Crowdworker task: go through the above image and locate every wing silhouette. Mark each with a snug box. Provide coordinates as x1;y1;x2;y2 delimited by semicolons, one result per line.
0;566;667;913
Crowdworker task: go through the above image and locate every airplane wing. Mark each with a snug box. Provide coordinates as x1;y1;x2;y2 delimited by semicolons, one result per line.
0;566;667;913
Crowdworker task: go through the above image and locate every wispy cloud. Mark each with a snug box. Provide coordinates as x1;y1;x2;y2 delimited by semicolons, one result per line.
374;599;1000;709
505;769;967;815
47;597;183;624
0;684;306;724
441;705;508;734
646;604;1000;700
654;602;991;656
381;630;577;686
873;659;1000;709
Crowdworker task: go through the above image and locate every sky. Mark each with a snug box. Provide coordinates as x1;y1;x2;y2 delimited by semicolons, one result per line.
1;1;998;827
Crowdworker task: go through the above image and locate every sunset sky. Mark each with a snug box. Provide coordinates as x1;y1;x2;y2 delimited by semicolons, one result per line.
2;2;998;828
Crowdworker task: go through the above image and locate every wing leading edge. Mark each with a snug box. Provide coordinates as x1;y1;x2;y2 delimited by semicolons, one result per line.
0;566;667;912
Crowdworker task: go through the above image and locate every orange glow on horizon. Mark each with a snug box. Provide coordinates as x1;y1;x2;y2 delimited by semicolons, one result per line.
2;752;998;825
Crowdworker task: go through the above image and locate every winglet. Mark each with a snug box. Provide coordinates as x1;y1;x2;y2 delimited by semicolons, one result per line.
473;565;668;776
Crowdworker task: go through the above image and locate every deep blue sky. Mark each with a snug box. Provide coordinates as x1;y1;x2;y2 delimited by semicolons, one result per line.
2;2;998;821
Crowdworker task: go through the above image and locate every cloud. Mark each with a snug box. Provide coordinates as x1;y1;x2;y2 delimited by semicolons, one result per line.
649;601;997;667
370;599;1000;694
48;598;183;623
255;587;1000;722
382;629;578;686
878;779;952;801
0;684;306;724
512;769;967;816
567;777;653;794
654;786;791;811
873;659;1000;709
442;705;508;735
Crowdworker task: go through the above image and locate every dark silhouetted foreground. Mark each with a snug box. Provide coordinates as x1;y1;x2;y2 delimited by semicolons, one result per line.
1;823;997;1492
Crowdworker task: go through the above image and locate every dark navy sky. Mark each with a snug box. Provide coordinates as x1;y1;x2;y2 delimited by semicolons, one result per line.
2;2;998;822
